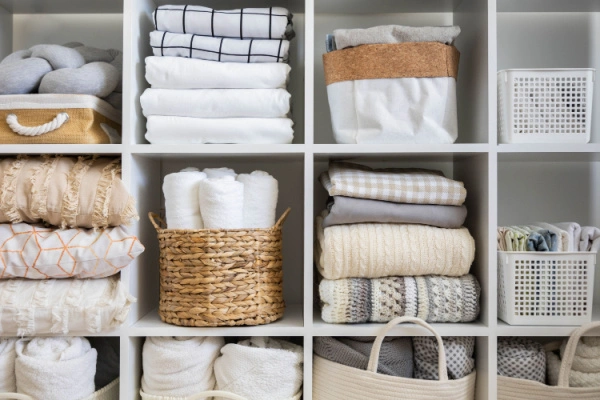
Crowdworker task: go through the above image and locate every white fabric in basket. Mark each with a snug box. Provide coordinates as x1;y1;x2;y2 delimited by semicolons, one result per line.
327;77;457;144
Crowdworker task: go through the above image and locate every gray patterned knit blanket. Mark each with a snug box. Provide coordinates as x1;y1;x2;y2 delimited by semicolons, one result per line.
319;274;480;324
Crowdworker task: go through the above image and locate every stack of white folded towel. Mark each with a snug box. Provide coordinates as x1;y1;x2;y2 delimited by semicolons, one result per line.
162;167;279;229
142;4;295;144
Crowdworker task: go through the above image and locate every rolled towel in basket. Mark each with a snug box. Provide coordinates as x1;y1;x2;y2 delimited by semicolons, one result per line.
333;25;461;50
548;337;600;387
580;226;600;252
141;336;225;397
0;338;16;392
526;229;558;252
15;337;97;400
203;167;237;179
163;169;206;229
316;212;475;279
553;222;582;251
313;336;413;377
413;336;475;380
531;222;570;251
497;337;546;383
237;170;278;228
198;176;244;229
214;337;303;400
319;274;480;324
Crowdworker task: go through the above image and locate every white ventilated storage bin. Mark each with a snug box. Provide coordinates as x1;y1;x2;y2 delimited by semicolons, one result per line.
498;69;596;143
498;251;596;325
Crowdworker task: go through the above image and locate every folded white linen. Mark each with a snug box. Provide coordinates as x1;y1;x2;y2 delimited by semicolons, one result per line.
15;337;97;400
162;170;207;229
0;338;16;392
153;5;293;40
580;226;600;252
214;337;303;400
203;167;237;179
237;170;278;228
150;31;290;63
553;222;582;252
198;176;244;229
141;336;225;398
140;88;291;118
145;56;291;89
145;116;294;144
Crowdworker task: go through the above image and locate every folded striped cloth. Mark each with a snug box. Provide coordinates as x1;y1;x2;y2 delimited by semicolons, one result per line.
319;162;467;206
153;5;294;40
319;274;480;324
150;31;290;63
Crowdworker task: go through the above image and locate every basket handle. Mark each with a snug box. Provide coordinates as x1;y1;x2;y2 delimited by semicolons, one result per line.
6;112;69;136
187;391;248;400
0;393;34;399
274;207;292;229
148;212;166;231
367;316;448;381
558;321;600;387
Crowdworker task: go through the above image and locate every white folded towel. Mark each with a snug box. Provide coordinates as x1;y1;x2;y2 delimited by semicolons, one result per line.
199;176;244;229
237;170;279;228
163;170;207;229
15;337;97;400
0;338;16;392
214;337;303;400
141;88;291;118
141;336;224;398
203;167;237;179
145;56;291;89
532;222;570;251
553;222;582;252
580;226;600;252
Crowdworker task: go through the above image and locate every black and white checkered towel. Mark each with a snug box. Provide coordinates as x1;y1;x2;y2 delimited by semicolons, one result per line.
150;31;290;63
153;5;294;40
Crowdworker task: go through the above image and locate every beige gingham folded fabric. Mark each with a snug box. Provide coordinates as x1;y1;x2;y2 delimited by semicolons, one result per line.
320;162;466;206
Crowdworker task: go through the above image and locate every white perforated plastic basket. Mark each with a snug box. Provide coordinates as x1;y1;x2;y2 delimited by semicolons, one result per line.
498;69;595;143
498;251;596;325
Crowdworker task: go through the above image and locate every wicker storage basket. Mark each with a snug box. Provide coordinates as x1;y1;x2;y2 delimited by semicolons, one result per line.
149;208;290;327
140;389;302;400
0;378;119;400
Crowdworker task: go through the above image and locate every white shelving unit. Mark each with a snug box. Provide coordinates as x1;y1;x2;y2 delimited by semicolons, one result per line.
0;0;599;399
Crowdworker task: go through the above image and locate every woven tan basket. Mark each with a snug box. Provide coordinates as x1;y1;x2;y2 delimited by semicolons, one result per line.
149;208;290;327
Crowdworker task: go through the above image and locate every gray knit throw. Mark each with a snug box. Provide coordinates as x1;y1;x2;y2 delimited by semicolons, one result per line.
314;336;413;377
413;336;475;380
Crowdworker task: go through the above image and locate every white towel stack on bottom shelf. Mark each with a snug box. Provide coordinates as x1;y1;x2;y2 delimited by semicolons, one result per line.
142;4;295;144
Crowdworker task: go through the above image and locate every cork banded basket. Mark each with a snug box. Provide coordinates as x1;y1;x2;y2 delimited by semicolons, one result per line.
148;208;290;327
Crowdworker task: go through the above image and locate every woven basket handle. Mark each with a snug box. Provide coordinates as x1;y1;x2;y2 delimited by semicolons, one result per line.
274;207;292;229
6;112;69;136
0;393;33;399
148;212;166;231
367;316;448;381
558;321;600;387
188;391;248;400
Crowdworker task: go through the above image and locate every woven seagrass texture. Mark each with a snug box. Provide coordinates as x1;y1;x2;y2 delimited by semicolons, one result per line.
149;208;290;327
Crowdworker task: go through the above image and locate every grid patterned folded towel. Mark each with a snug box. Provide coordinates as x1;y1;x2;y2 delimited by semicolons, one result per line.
497;337;546;383
313;336;413;377
150;31;290;63
413;336;475;380
320;162;466;206
319;274;480;324
153;5;294;40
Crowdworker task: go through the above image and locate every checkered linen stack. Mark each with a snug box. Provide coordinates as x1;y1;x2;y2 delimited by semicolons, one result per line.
316;161;479;325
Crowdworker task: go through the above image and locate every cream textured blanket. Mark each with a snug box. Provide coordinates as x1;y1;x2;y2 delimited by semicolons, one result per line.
547;337;600;387
316;213;475;279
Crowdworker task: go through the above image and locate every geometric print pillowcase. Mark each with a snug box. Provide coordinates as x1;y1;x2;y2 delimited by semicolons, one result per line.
0;223;144;279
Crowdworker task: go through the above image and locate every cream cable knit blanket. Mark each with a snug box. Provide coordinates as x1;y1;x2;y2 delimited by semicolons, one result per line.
316;213;475;279
319;274;480;323
547;337;600;387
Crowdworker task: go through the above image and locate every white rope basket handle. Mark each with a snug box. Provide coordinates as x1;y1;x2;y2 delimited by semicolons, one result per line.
367;316;449;381
6;112;69;136
558;321;600;387
0;393;34;399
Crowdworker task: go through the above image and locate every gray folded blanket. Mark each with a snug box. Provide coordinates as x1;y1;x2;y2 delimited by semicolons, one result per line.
0;43;122;109
323;196;467;228
497;337;546;383
329;25;461;52
313;336;413;377
88;337;120;390
413;336;475;380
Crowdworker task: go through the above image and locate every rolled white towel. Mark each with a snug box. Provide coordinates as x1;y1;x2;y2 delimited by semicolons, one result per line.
237;170;279;228
203;167;237;179
580;226;600;252
198;176;244;229
163;170;207;229
214;337;303;400
141;336;224;398
15;337;97;400
0;338;16;392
